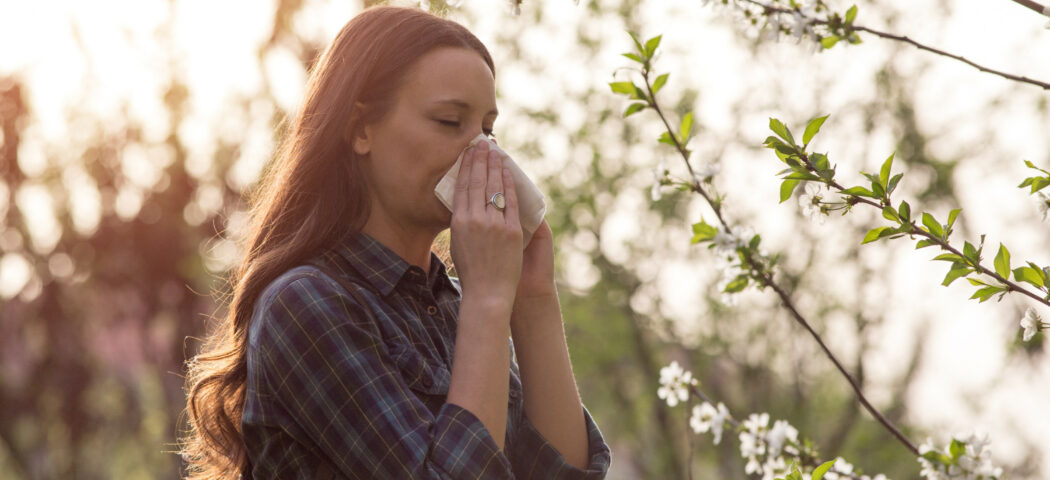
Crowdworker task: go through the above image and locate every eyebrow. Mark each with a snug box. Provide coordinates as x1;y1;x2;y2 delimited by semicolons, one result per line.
431;99;498;116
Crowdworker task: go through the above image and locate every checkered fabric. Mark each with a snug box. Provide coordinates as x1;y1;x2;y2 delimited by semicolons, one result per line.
242;232;611;479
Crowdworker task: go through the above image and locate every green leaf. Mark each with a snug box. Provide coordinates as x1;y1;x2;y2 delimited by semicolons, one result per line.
630;84;647;100
1024;159;1050;174
898;200;911;222
769;118;796;145
879;153;894;188
679;112;694;143
811;152;830;172
764;136;788;149
621;52;644;63
863;226;895;244
887;173;904;194
949;439;966;459
845;5;858;23
970;286;1004;303
947;208;961;229
658;131;677;147
967;278;988;287
775;144;799;157
803;114;829;145
644;34;662;58
942;266;972;286
691;220;718;243
784;172;821;181
1029;177;1050;194
780;179;801;203
609;82;636;95
1013;266;1045;288
811;459;837;480
922;213;944;238
871;181;885;198
749;234;762;250
921;450;953;465
933;253;965;263
820;35;840;49
724;275;750;293
994;244;1011;278
964;241;978;263
916;239;937;249
623;103;646;118
881;206;899;222
652;73;669;94
841;186;875;198
628;32;645;55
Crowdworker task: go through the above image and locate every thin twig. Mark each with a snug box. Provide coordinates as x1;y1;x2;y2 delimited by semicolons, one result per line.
639;67;921;456
738;0;1050;91
1009;0;1048;15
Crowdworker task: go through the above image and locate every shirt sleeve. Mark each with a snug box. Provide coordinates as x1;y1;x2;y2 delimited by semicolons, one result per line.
508;405;612;480
246;271;514;479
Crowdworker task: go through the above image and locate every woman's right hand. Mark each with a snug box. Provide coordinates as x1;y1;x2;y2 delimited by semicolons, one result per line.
449;140;523;309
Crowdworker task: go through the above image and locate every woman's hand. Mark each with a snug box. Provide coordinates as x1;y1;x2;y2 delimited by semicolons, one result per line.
515;220;557;301
450;141;524;308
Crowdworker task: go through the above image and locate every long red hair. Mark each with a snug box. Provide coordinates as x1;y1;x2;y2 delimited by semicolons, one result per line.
180;6;494;478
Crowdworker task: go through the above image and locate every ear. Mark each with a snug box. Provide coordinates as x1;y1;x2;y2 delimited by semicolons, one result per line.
352;125;372;156
348;102;372;156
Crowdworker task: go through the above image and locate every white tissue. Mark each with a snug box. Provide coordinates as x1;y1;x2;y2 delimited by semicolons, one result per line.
434;134;546;242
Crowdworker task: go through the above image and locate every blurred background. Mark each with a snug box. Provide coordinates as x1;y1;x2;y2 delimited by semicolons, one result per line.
1;0;1048;478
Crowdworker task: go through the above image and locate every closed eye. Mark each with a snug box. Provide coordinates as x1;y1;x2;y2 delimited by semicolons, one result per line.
437;119;495;137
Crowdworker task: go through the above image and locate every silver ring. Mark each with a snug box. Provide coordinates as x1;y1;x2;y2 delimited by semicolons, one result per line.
489;192;506;211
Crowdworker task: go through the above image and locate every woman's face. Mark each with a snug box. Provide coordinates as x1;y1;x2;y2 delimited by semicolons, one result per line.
355;46;498;234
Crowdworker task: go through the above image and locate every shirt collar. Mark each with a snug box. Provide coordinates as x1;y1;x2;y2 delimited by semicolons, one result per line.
330;232;456;297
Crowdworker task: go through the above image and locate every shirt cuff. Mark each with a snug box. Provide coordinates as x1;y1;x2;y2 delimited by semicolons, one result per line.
511;405;612;480
432;402;514;479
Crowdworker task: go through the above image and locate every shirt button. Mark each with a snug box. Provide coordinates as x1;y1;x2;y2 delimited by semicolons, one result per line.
426;305;438;315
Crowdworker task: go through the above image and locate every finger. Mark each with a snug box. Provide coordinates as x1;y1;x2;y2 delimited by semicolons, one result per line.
468;141;490;214
453;145;474;214
485;149;504;215
501;167;521;230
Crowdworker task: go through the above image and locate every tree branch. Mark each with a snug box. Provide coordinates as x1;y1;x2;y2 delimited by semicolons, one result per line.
637;66;921;457
737;0;1050;91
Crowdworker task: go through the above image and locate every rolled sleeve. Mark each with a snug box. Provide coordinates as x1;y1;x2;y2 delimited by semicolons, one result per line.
246;271;513;479
509;405;611;480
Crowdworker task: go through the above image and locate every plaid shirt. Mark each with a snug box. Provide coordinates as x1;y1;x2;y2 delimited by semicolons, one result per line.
242;232;611;479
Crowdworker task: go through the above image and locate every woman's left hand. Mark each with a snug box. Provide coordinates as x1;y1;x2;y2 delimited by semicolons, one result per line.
514;220;557;302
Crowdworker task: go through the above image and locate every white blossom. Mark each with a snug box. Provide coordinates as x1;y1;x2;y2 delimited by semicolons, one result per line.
716;264;745;306
917;434;1002;480
693;162;721;183
1035;191;1050;220
798;182;826;224
657;361;695;407
766;420;798;457
792;4;816;42
651;158;669;201
764;13;782;42
824;457;854;480
1021;307;1041;342
712;228;740;254
690;402;730;444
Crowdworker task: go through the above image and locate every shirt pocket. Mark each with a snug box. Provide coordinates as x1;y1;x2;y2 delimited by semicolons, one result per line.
390;344;451;397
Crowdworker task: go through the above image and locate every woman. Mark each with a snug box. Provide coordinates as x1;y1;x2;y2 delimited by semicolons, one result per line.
182;6;611;479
